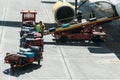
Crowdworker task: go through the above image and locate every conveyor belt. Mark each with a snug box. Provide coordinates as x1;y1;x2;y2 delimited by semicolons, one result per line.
50;16;120;34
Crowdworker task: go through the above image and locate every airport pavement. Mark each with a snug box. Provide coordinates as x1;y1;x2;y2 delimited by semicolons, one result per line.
0;0;120;80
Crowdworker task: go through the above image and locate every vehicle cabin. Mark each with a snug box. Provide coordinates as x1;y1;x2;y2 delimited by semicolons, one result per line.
20;10;37;23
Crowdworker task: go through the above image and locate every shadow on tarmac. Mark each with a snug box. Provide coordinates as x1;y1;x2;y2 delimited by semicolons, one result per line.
88;44;120;59
114;53;120;59
44;41;115;54
0;20;57;29
88;47;112;54
47;41;120;60
44;40;101;46
3;64;42;77
57;41;120;59
0;21;22;27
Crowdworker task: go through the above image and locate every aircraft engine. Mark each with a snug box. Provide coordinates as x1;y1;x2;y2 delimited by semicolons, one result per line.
53;1;75;24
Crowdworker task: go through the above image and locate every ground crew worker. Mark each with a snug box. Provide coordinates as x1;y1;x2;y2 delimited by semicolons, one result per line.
35;21;45;38
89;10;96;18
77;10;82;22
99;26;103;32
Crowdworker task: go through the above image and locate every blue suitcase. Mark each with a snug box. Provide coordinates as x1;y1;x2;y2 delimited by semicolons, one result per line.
23;52;35;58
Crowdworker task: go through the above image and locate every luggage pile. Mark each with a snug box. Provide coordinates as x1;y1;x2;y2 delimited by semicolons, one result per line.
19;21;44;64
4;10;44;68
20;21;44;50
4;21;44;68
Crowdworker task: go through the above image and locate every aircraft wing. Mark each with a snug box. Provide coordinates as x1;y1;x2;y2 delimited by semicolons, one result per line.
88;0;119;4
89;0;120;16
89;0;109;3
50;16;120;34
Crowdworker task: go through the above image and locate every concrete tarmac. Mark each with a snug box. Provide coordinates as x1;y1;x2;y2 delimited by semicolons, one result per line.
0;0;120;80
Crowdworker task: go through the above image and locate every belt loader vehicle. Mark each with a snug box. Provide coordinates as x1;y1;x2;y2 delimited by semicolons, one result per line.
49;16;120;43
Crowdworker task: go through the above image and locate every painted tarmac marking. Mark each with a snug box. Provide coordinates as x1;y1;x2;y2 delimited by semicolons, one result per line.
110;60;120;63
96;59;120;64
0;0;17;80
57;45;72;80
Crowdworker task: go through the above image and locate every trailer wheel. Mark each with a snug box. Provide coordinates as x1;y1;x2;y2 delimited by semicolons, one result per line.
20;39;23;47
59;36;67;43
92;36;101;43
10;65;15;75
38;60;40;65
10;64;14;69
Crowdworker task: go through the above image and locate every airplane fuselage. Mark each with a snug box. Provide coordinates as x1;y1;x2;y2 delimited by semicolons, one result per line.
89;0;120;16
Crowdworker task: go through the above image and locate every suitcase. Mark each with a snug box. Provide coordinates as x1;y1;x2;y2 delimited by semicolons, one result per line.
30;46;41;53
62;23;70;28
20;28;30;37
23;52;35;58
27;32;42;38
25;38;43;45
49;27;56;32
19;48;31;52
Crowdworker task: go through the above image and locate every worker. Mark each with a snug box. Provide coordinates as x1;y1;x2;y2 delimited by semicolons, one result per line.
35;21;45;38
89;10;96;19
77;10;82;22
99;26;103;32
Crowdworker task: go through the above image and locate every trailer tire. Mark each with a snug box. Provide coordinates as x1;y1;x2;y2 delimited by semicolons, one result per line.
92;36;101;43
20;39;23;47
38;60;40;65
10;65;15;75
59;36;67;43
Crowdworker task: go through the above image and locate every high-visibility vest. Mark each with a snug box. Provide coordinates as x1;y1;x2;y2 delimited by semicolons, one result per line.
35;24;45;32
90;12;96;18
41;24;45;32
36;24;41;32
